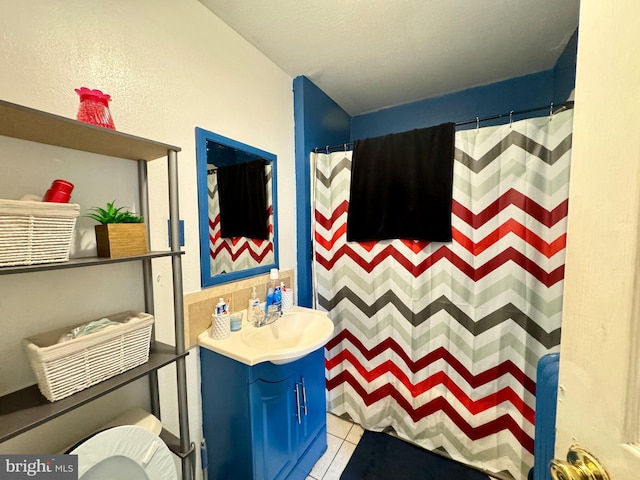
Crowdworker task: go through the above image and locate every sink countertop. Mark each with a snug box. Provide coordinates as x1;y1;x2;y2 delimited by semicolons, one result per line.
197;305;334;366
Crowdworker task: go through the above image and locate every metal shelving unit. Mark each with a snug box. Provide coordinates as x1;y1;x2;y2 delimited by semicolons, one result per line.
0;99;194;479
0;343;187;442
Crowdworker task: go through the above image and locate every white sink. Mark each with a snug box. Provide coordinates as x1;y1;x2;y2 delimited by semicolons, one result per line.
197;306;334;365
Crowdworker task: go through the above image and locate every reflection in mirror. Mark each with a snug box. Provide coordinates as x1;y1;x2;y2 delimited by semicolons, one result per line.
196;127;278;287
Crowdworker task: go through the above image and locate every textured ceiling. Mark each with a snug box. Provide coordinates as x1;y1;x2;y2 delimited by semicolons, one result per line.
199;0;580;116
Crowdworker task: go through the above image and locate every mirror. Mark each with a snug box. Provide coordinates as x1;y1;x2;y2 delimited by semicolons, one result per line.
195;127;278;287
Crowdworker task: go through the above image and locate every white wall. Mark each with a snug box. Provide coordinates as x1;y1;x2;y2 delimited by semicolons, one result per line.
0;0;295;476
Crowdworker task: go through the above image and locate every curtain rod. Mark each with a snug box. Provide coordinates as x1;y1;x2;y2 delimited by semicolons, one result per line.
312;101;574;153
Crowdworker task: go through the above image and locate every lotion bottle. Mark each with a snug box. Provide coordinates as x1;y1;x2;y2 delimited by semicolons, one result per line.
269;268;282;314
269;268;279;292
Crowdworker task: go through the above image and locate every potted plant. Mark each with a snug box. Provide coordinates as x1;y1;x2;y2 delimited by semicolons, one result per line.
87;201;148;258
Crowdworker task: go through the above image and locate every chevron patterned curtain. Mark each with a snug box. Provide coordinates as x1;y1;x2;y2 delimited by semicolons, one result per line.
207;163;274;275
314;110;573;480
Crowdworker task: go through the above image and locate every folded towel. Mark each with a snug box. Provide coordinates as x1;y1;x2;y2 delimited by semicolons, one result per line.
217;159;269;240
346;123;455;242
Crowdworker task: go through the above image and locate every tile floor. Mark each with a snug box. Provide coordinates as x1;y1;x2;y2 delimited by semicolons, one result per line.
307;413;363;480
307;413;502;480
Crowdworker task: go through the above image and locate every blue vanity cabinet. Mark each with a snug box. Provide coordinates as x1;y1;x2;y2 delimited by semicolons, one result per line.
200;347;327;480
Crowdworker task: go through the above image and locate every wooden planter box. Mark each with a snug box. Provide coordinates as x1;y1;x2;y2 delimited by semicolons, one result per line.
95;223;148;258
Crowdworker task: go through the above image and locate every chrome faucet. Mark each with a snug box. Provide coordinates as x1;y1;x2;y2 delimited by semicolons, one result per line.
253;310;280;327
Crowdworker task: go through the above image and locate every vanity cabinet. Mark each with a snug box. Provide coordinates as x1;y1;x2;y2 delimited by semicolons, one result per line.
0;100;193;479
200;347;327;480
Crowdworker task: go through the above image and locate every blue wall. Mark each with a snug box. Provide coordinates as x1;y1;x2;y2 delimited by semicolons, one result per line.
350;70;554;139
293;29;577;307
553;30;578;105
293;76;351;307
351;29;578;140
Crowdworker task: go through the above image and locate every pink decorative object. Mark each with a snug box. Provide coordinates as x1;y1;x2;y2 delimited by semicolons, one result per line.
75;87;116;129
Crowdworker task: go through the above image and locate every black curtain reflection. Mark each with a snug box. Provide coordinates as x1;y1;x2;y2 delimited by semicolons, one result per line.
217;159;269;240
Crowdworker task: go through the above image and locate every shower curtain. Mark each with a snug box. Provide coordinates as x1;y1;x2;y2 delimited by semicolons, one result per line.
313;110;573;479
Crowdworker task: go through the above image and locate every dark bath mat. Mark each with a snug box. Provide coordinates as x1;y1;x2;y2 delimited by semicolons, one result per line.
341;430;490;480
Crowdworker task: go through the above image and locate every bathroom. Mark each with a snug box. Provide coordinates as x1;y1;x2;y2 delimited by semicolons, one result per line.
1;1;639;479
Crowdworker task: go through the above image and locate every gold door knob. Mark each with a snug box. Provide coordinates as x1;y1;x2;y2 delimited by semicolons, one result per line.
550;445;610;480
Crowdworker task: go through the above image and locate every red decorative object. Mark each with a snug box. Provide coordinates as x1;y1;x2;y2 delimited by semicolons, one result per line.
42;179;74;203
75;87;115;129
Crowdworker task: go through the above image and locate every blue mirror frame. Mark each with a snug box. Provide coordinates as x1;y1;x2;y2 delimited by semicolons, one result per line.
195;127;279;287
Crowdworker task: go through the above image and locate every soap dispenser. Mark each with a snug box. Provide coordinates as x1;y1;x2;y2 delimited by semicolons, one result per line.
248;287;260;323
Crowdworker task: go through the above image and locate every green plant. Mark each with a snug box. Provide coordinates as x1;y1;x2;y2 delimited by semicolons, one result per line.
86;201;144;224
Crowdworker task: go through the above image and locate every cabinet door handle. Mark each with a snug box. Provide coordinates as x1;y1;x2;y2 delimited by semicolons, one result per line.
295;383;302;424
301;377;308;416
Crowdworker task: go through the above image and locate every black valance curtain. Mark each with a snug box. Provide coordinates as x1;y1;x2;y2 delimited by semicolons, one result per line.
217;159;269;240
346;122;456;242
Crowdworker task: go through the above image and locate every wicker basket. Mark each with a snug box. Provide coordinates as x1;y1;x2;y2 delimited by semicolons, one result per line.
23;311;154;402
0;199;80;267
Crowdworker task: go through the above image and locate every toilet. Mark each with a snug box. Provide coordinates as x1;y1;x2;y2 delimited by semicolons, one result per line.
66;408;178;480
